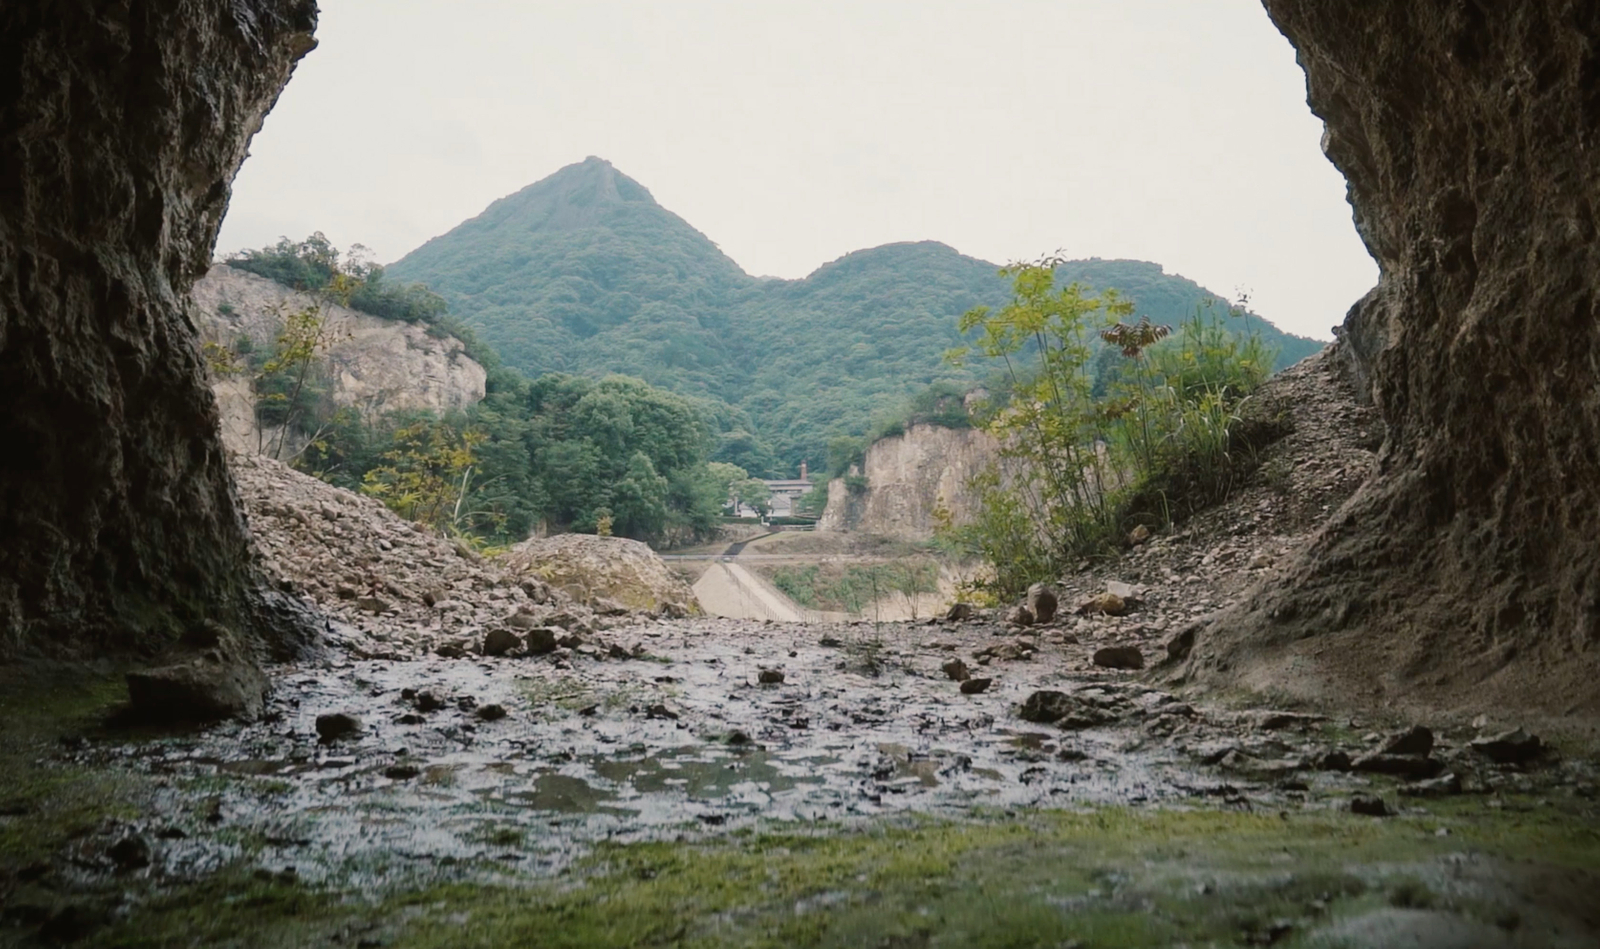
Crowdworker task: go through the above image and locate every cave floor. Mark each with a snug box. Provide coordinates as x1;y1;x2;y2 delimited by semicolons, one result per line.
2;616;1598;948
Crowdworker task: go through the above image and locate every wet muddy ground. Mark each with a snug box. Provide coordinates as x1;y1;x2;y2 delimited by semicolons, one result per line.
5;615;1600;947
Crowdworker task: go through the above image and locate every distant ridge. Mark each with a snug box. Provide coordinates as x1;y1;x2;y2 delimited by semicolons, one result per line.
388;158;1324;474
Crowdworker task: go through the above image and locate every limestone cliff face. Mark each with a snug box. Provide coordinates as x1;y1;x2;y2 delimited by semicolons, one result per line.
192;265;487;453
819;424;1004;540
0;1;321;659
1192;1;1600;716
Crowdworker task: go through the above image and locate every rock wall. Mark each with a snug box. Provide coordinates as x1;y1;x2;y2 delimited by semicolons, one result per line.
818;424;1006;540
192;265;487;454
1190;1;1600;717
0;1;320;659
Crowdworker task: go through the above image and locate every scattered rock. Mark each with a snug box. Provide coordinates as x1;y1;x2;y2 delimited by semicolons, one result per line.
1469;728;1542;764
1015;690;1117;728
504;610;541;629
1026;583;1059;624
524;628;560;655
125;639;269;723
1104;580;1142;605
1350;793;1389;817
414;691;446;713
384;764;421;780
941;658;971;681
1092;646;1144;670
107;835;151;871
758;669;786;685
1400;773;1462;797
1079;592;1129;617
355;596;391;614
726;729;752;745
1020;690;1074;724
482;628;521;657
435;643;467;659
1253;711;1325;730
1128;524;1151;545
945;602;974;622
1380;725;1434;757
1314;750;1353;772
315;713;362;742
1351;753;1444;779
420;587;446;607
960;677;993;695
475;704;507;722
646;703;679;720
1005;605;1035;627
607;642;632;660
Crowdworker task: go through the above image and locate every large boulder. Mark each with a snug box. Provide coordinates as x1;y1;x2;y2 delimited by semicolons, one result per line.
0;1;320;659
503;534;697;616
1189;1;1600;719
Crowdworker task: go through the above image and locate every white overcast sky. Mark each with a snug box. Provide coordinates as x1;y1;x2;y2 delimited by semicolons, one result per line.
218;0;1377;340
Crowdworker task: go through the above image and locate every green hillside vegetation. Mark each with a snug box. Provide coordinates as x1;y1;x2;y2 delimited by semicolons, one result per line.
388;157;1325;476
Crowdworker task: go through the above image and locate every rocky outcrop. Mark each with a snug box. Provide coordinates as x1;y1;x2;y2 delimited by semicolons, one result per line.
192;265;487;454
818;424;1009;539
0;1;320;659
1190;2;1600;717
503;534;698;617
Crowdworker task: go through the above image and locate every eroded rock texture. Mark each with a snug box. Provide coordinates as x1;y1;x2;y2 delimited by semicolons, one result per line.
1192;2;1600;716
0;1;320;658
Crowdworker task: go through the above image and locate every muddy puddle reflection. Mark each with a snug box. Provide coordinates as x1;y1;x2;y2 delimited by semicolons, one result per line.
65;617;1355;887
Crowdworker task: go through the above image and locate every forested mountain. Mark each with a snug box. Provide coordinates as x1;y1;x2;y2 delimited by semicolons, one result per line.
389;157;1324;476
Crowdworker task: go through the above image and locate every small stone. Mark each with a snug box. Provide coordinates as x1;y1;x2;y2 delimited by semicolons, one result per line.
384;764;421;780
646;703;679;720
475;704;507;722
1128;524;1151;545
1350;793;1389;817
1351;752;1444;779
524;628;560;655
125;644;269;723
435;643;467;659
1379;725;1434;757
335;584;358;600
758;669;786;684
1019;690;1073;724
941;658;971;681
1314;750;1352;772
1079;592;1129;617
556;634;584;649
1400;772;1462;797
607;642;632;660
1026;583;1059;624
1469;727;1542;764
482;628;521;657
315;712;362;742
726;729;752;745
504;611;540;629
945;602;974;622
1092;646;1144;670
456;695;477;711
107;835;151;870
960;677;993;695
355;596;391;614
1005;605;1035;627
415;691;446;713
1104;580;1142;604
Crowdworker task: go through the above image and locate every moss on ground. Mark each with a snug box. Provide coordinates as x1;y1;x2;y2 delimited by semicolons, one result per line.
68;802;1600;949
4;669;1597;948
